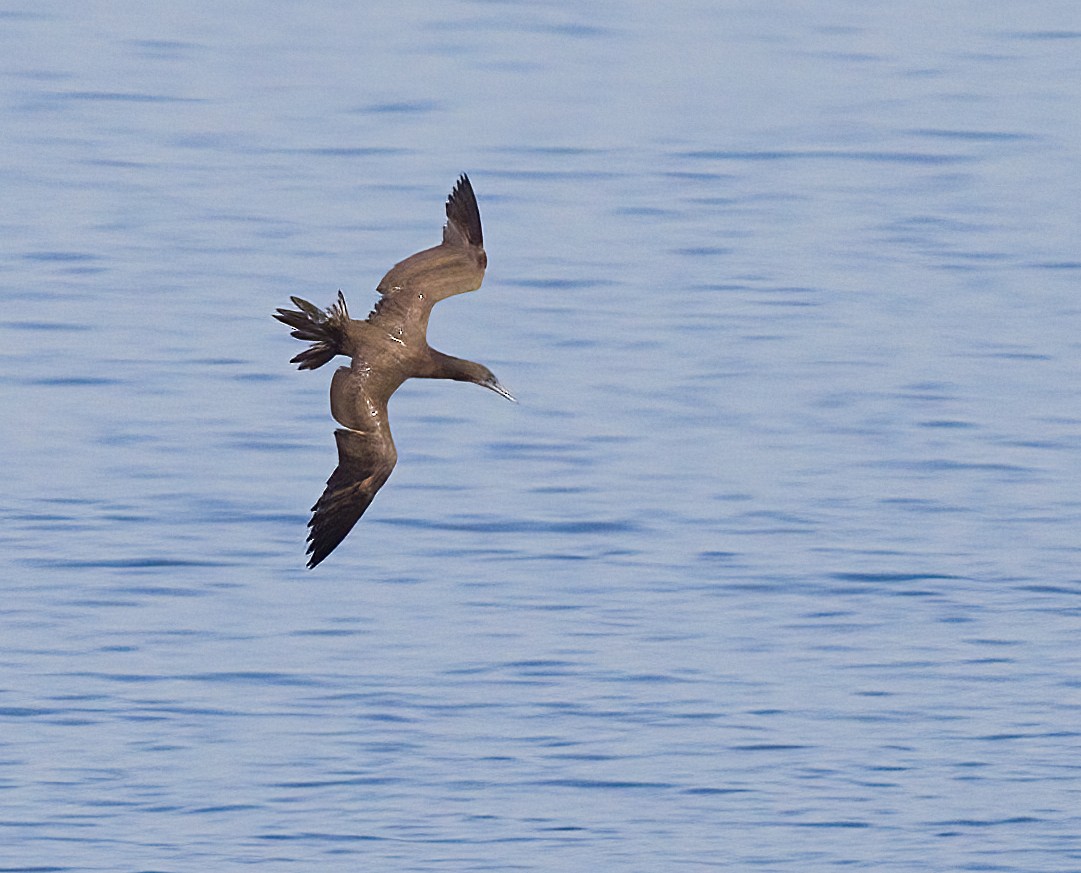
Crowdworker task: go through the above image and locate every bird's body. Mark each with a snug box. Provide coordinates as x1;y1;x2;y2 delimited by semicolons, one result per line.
275;175;512;568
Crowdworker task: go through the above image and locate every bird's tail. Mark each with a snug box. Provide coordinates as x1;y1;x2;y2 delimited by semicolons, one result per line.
273;291;351;370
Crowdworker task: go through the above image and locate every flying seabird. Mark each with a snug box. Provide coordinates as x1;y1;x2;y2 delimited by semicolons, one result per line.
274;174;513;568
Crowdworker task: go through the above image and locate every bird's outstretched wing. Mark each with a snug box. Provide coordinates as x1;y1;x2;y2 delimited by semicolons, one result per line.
306;426;397;568
368;175;487;327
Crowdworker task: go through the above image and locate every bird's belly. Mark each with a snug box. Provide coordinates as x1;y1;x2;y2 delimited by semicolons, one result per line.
329;367;384;431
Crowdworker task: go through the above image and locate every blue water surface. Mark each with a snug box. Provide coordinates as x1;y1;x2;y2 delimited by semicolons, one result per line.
2;2;1081;871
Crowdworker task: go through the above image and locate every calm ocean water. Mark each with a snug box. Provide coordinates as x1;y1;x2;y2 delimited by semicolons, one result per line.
3;2;1081;871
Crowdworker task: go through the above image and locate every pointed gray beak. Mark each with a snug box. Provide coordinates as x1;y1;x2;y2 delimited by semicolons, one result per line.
484;377;517;403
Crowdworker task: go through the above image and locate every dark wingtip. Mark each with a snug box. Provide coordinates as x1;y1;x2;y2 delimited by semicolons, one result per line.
445;173;483;248
305;526;335;569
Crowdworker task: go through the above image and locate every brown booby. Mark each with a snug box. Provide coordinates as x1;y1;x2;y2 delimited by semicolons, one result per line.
274;175;513;568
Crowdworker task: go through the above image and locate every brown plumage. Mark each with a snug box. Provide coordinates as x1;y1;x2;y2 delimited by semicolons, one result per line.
274;175;513;568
